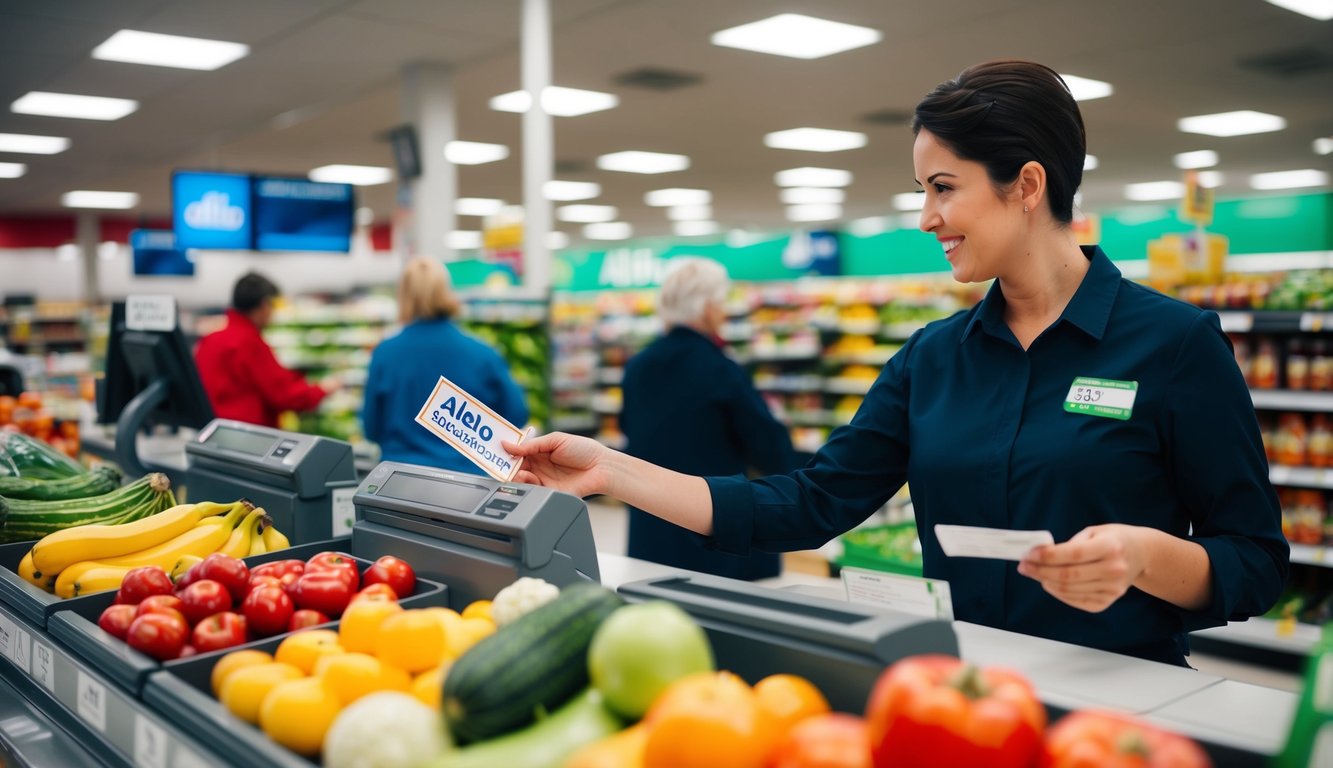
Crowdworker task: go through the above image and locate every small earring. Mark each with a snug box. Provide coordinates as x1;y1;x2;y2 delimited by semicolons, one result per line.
1023;205;1029;213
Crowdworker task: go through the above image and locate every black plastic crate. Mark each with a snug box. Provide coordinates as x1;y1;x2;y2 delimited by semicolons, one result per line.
0;540;68;628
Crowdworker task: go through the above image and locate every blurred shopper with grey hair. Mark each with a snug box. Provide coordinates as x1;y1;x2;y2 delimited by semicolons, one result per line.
620;257;798;579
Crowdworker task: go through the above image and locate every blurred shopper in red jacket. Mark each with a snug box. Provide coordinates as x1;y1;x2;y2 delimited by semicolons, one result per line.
194;272;337;428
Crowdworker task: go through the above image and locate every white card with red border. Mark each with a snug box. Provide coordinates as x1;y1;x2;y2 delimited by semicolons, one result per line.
415;375;530;482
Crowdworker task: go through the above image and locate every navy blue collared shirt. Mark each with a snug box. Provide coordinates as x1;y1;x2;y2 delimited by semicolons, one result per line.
706;246;1289;665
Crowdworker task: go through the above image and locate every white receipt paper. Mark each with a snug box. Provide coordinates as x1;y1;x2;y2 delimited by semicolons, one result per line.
934;524;1054;561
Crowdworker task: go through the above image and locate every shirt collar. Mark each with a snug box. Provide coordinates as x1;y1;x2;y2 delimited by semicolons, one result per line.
225;308;263;336
961;245;1120;343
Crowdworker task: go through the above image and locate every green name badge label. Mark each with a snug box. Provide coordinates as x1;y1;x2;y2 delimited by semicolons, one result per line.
1063;376;1137;420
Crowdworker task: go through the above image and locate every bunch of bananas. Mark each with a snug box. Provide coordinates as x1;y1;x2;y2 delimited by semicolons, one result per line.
16;499;291;598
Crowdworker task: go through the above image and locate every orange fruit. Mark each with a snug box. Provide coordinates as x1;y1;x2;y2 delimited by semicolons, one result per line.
446;617;496;658
410;662;451;709
339;598;403;654
210;649;273;696
259;677;342;757
218;662;303;724
315;652;410;705
273;629;343;675
643;671;778;768
376;610;448;673
754;673;830;732
461;600;493;622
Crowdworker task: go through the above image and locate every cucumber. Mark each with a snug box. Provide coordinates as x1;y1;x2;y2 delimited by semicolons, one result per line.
433;689;622;768
0;472;173;543
0;432;84;480
442;582;622;743
0;466;123;501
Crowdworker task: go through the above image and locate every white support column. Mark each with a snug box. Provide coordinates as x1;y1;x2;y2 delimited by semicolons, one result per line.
402;62;458;263
521;0;553;292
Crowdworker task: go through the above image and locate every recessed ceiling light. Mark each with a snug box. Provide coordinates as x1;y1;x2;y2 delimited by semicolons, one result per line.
456;198;505;217
0;162;26;179
786;204;842;222
489;86;618;117
444;140;509;165
667;205;712;221
596;151;689;174
543;180;601;201
774;167;852;187
780;187;845;205
1264;0;1333;21
92;29;249;70
1249;169;1329;190
764;127;868;152
62;190;139;209
645;188;711;207
849;216;890;236
1059;74;1114;101
447;231;482;250
0;133;70;154
546;231;570;250
1178;110;1286;137
1083;155;1099;171
674;221;720;237
584;222;632;240
892;192;925;211
1196;171;1225;188
308;164;392;186
1125;181;1185;201
12;91;138;121
1314;137;1333;156
558;204;618;223
1173;150;1219;169
712;14;881;59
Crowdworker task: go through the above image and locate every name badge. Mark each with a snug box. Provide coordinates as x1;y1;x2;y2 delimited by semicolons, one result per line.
1063;376;1137;420
415;375;530;482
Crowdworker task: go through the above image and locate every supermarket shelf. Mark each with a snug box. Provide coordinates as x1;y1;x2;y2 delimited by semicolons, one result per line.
1216;310;1333;334
882;321;929;339
1288;543;1333;568
596;434;626;450
597;368;624;385
1268;464;1333;489
745;347;822;363
756;377;826;393
550;415;597;432
825;377;875;395
825;351;895;366
1191;617;1322;657
1249;389;1333;412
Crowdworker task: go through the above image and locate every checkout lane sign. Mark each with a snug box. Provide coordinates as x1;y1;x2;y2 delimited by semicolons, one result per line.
415;375;530;482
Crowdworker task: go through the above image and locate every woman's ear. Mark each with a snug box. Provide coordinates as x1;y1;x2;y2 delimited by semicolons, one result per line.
1017;160;1047;213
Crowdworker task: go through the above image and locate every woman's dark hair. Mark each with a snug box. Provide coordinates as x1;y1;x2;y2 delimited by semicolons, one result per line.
232;272;280;313
913;60;1086;224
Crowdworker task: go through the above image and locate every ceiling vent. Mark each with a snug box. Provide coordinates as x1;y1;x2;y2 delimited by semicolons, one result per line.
860;108;912;126
1239;46;1333;77
613;67;703;91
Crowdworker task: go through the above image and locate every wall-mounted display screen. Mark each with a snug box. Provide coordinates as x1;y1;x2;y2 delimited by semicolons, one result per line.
252;177;353;253
130;229;195;276
172;171;253;250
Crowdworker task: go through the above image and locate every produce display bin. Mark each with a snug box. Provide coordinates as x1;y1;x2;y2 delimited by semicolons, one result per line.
0;540;70;629
834;522;923;577
46;538;449;696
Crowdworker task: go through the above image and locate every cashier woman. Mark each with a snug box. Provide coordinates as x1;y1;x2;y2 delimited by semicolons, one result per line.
507;59;1290;667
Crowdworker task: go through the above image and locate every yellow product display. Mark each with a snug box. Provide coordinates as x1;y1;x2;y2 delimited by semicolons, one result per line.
31;500;237;575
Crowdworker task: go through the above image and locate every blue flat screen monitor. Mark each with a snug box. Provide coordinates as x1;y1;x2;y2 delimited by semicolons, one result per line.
130;229;195;276
252;176;354;253
172;171;253;250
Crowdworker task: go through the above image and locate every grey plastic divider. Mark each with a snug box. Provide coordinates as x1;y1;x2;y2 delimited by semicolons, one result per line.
0;540;68;628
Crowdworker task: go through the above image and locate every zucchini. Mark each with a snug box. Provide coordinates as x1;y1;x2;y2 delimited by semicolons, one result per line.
0;466;123;501
433;689;622;768
0;432;84;480
0;472;174;543
442;582;622;743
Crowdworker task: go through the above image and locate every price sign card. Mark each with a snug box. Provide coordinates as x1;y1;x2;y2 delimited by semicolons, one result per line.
934;524;1054;562
841;567;954;620
415;375;530;482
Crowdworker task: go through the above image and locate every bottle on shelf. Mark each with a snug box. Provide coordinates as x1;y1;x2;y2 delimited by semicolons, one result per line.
1289;338;1311;391
1276;413;1309;467
1254;337;1280;390
1276;622;1333;768
1311;415;1333;469
1311;340;1333;393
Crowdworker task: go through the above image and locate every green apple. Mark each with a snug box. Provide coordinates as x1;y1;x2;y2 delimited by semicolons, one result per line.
587;601;715;719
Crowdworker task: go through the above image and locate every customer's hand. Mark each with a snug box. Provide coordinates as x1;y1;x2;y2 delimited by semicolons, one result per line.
1017;524;1147;613
503;432;613;498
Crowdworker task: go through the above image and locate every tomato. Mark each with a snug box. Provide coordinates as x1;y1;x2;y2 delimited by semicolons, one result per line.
178;579;233;625
353;583;399;603
135;594;185;619
1040;710;1211;768
772;713;873;768
288;609;331;632
306;552;360;591
97;604;138;640
117;566;175;606
196;553;251;602
192;611;249;653
243;584;295;637
290;571;354;617
252;559;305;581
865;655;1045;768
126;611;189;661
363;556;415;598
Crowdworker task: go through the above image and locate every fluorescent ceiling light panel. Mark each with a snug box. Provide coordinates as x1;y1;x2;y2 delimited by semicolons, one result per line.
0;162;26;179
62;190;139;209
543;180;601;201
1196;171;1225;188
667;205;713;221
1083;155;1099;171
558;204;618;223
1059;74;1114;101
780;187;845;204
1125;181;1185;201
892;192;925;211
596;151;689;174
308;164;392;186
444;140;509;165
92;29;249;70
1314;137;1333;156
489;86;618;117
1249;169;1329;190
644;188;711;207
447;231;482;250
1173;150;1219;169
0;133;69;154
711;14;881;59
584;222;632;240
1265;0;1333;21
774;167;852;187
764;127;867;152
674;221;720;237
546;231;570;250
455;198;505;217
12;91;137;121
786;204;842;222
1177;110;1286;137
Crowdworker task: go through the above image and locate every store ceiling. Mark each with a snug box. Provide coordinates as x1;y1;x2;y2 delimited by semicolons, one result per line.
0;0;1330;246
